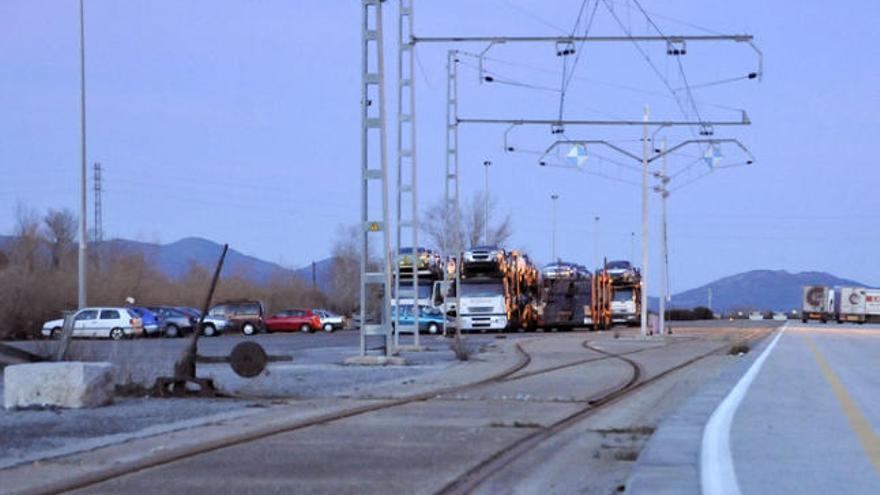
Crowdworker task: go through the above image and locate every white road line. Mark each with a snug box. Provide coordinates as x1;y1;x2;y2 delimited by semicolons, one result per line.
700;325;787;495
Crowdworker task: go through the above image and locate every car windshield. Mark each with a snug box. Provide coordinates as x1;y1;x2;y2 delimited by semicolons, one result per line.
460;283;504;297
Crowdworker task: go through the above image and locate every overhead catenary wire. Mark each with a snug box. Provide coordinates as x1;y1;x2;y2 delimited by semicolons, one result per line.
557;0;601;121
599;0;698;129
501;0;569;34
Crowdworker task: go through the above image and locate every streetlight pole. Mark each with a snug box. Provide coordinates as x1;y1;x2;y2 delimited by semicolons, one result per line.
78;0;88;309
640;105;650;337
551;194;559;261
483;160;491;244
593;216;600;270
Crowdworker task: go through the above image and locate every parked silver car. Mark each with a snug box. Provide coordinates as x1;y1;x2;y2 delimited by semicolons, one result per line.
313;309;344;332
41;307;143;340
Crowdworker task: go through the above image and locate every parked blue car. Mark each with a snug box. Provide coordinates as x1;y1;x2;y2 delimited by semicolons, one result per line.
130;307;162;337
391;305;450;334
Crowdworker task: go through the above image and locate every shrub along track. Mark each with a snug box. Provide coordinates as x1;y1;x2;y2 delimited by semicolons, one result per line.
436;327;772;495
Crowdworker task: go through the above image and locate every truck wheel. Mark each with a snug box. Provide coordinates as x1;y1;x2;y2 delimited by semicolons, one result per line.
323;323;334;332
427;323;439;334
242;323;256;335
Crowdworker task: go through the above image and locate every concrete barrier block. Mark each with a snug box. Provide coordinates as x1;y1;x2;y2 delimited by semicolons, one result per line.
4;362;116;409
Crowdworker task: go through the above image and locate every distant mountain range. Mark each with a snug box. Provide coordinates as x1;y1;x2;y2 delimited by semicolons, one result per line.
654;269;870;314
0;235;333;292
0;235;872;311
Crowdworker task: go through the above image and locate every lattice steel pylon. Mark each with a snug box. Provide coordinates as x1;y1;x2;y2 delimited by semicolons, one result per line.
393;0;420;348
445;49;460;225
445;49;462;338
92;162;103;244
360;0;393;357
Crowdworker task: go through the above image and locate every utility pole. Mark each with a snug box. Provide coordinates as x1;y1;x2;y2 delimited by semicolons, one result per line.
708;287;713;312
630;232;635;264
78;0;88;309
658;138;669;335
483;160;492;244
593;216;600;269
550;194;559;261
93;162;102;244
640;104;650;337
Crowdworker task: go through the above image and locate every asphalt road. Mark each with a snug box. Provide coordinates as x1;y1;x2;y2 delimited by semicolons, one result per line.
711;323;880;494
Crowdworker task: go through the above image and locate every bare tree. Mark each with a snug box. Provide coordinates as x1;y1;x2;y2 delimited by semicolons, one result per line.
328;224;361;315
421;191;513;252
44;208;77;270
9;204;43;273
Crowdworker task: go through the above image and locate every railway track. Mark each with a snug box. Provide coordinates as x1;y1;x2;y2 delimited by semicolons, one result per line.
25;328;770;495
436;327;772;494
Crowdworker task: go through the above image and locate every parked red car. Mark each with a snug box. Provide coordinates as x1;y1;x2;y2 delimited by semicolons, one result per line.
265;309;322;333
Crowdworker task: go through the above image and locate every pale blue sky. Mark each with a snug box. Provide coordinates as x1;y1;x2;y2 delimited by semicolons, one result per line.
2;0;879;294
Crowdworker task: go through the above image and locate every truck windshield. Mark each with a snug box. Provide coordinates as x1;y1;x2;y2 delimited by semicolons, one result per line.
613;289;634;302
460;283;504;297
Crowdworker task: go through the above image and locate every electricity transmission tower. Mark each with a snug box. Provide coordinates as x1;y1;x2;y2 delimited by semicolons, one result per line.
93;162;103;244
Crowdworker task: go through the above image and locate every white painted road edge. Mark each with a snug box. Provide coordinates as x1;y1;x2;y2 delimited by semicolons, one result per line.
700;324;787;495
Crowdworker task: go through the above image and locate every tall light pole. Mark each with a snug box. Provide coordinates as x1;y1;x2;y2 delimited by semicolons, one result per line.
78;0;88;309
630;232;635;264
593;216;600;269
483;160;492;244
550;194;559;261
640;104;650;337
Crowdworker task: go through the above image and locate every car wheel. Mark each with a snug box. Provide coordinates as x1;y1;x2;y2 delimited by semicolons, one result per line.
51;327;62;339
242;323;256;335
165;324;179;338
110;328;125;340
202;324;216;337
300;324;312;333
323;323;334;332
427;323;439;334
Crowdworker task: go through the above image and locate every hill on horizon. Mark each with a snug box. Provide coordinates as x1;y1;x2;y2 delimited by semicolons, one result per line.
0;235;333;292
656;269;870;314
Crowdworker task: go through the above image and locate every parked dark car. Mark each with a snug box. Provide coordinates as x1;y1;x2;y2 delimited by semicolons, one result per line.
208;300;265;335
265;309;322;333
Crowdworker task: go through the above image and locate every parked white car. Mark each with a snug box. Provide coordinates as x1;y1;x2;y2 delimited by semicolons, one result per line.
41;307;144;340
313;309;344;332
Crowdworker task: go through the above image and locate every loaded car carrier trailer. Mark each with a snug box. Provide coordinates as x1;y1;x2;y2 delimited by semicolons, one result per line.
454;246;540;332
606;260;642;326
537;262;591;331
